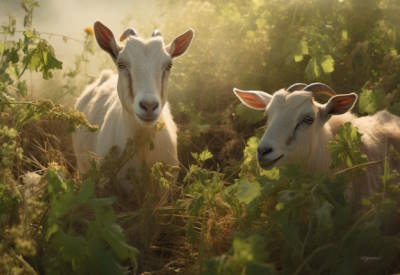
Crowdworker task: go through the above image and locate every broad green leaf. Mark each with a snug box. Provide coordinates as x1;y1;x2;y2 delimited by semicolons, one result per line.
27;50;41;71
275;202;284;211
17;80;27;96
294;54;304;62
0;41;4;55
329;122;367;169
42;50;48;64
24;29;33;38
45;223;58;241
305;57;321;80
315;201;334;229
199;149;213;162
358;88;384;114
293;39;309;63
191;149;213;163
236;179;261;204
321;55;335;73
341;30;348;42
300;39;309;55
101;224;139;264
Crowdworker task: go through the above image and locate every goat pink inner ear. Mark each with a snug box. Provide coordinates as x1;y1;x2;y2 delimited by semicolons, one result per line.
234;89;268;110
169;29;194;58
94;21;119;59
328;94;357;115
239;93;266;109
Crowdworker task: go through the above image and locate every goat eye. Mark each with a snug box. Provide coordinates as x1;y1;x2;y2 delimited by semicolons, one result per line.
118;63;127;70
302;115;314;125
166;63;172;71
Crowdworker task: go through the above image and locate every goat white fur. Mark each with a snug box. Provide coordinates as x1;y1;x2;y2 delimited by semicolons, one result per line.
234;85;400;203
72;22;194;173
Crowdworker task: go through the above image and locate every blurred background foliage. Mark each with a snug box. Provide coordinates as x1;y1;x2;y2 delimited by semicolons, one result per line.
156;0;400;171
1;0;400;274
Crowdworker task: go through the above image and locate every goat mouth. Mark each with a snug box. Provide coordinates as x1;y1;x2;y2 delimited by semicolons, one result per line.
136;114;158;124
259;154;284;170
139;117;157;124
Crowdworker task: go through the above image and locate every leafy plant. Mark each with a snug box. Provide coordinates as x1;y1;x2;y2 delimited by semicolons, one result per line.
42;167;138;275
2;0;400;274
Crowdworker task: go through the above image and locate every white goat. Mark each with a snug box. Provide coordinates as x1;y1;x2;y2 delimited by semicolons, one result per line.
234;83;400;202
72;21;194;173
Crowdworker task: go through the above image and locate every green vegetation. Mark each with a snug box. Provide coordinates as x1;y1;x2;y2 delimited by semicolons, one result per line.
1;0;400;274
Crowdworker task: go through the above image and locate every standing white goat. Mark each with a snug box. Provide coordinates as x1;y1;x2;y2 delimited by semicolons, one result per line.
72;21;194;173
234;83;400;202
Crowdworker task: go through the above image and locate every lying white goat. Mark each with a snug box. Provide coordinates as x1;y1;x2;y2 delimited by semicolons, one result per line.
72;22;194;173
234;83;400;202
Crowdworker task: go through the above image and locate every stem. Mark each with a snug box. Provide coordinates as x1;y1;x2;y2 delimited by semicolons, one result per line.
333;159;383;177
301;219;313;259
382;137;389;199
340;208;375;246
294;243;336;275
7;100;38;106
18;61;29;78
12;251;38;275
0;33;7;64
0;30;83;44
18;48;36;78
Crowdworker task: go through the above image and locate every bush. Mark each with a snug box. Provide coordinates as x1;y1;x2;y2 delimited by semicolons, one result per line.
1;0;400;274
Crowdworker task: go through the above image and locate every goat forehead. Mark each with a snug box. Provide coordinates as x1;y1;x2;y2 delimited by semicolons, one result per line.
268;90;313;115
121;37;169;62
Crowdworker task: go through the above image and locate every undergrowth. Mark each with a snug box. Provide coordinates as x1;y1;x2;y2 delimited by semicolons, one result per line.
1;1;400;275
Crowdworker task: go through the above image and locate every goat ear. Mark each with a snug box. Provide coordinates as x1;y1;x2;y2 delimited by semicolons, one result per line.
233;88;271;111
167;29;194;58
320;93;358;120
94;21;120;60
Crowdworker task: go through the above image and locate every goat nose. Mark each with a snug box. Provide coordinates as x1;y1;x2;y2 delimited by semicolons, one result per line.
139;100;159;112
257;146;273;157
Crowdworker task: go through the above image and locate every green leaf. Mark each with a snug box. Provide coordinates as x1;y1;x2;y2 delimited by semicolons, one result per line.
24;29;33;38
17;80;27;96
321;55;335;74
293;39;309;63
329;122;368;169
305;57;321;80
315;201;334;229
27;50;41;71
101;224;139;264
236;179;261;204
0;41;4;56
192;149;213;163
45;223;59;241
358;88;384;114
294;54;304;62
341;30;348;42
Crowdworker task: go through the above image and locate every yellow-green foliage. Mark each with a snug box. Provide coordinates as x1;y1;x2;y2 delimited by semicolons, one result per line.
0;1;135;274
1;0;400;275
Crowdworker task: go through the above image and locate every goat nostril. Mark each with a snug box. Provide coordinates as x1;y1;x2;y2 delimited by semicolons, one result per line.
152;102;159;111
139;101;148;111
258;146;273;157
139;101;159;113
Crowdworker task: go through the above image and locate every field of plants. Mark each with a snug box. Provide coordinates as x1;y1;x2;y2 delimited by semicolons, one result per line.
1;0;400;274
